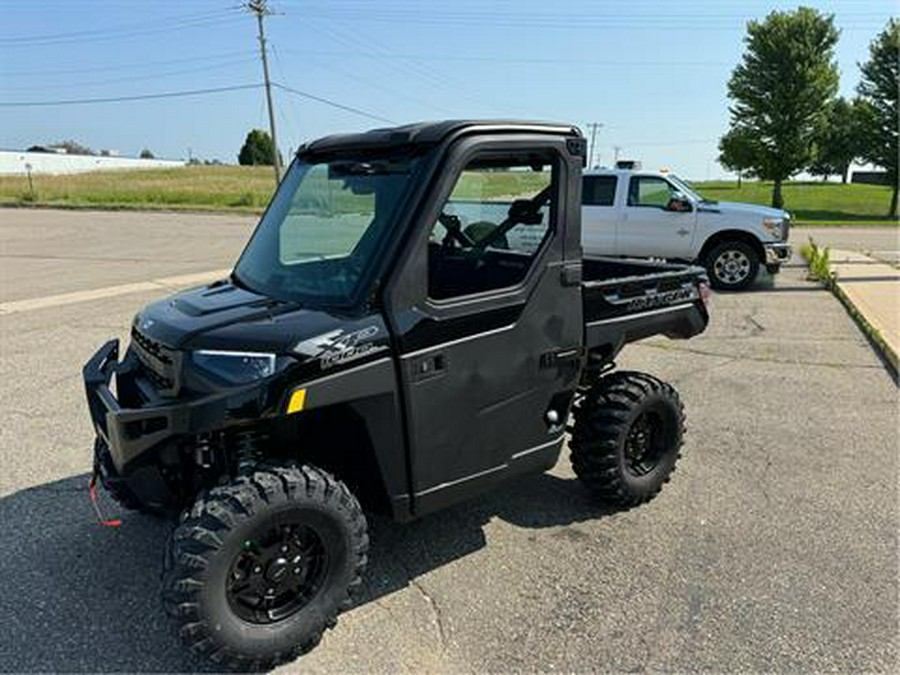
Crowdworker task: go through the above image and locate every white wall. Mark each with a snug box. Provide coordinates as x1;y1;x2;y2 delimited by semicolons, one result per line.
0;150;185;175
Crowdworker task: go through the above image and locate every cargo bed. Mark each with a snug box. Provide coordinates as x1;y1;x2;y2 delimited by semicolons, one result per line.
581;256;709;361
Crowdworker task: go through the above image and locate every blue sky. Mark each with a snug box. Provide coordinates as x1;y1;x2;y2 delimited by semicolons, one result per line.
0;0;894;179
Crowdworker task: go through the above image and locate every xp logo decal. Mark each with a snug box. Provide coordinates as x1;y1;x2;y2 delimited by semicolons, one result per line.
294;325;387;370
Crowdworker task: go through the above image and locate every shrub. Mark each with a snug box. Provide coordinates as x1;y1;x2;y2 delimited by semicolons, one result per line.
801;237;834;285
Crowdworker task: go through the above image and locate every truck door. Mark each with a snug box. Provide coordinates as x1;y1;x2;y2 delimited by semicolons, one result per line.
385;135;583;516
620;175;697;259
581;174;620;256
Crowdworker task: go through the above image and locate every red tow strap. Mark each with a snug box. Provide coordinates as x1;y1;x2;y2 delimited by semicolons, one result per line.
88;474;122;527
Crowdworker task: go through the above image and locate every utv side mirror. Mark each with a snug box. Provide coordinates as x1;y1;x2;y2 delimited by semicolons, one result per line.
666;196;693;213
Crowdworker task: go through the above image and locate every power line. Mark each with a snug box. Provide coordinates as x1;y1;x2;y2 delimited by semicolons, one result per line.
0;8;237;43
0;78;397;124
279;47;458;118
2;50;256;78
0;84;263;107
1;57;258;93
267;7;887;30
278;49;731;67
0;12;244;47
273;83;396;124
301;17;506;116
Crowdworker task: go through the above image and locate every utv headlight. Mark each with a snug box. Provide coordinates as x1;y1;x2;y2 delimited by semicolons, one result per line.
762;217;783;237
192;350;279;385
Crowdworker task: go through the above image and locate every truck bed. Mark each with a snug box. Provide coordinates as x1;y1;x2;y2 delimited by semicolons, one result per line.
581;256;709;361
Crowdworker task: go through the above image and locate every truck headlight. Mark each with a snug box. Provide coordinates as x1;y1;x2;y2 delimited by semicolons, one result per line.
762;217;782;237
192;350;279;385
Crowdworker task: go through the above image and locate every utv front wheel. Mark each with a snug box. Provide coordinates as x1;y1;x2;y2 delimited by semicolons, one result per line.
162;465;368;671
570;371;684;507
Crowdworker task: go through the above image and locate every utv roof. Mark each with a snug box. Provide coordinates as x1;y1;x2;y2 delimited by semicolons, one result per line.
297;120;582;158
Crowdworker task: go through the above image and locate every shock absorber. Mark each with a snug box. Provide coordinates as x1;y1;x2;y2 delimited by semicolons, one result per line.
194;435;213;469
233;427;265;473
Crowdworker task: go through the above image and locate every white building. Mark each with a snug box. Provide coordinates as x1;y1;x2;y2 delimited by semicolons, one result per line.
0;150;185;175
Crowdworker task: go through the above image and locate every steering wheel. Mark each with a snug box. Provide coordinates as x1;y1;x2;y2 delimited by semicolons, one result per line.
473;186;553;253
438;213;476;249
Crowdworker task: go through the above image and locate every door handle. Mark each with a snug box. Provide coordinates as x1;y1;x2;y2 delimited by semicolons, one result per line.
412;353;446;381
677;228;690;236
540;347;584;369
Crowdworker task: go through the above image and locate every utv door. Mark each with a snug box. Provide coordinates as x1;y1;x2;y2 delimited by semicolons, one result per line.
385;134;584;516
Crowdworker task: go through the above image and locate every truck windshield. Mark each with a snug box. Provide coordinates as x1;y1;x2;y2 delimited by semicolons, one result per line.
234;155;420;305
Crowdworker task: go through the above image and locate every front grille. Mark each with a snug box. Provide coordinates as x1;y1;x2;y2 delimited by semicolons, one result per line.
131;327;172;365
131;326;180;395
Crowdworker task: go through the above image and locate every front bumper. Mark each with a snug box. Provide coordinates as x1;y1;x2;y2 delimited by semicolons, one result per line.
764;242;792;266
83;339;274;474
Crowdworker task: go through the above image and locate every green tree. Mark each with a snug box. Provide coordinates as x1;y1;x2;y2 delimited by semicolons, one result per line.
238;129;281;167
857;19;899;217
809;97;866;183
718;127;759;187
139;148;155;159
725;7;839;208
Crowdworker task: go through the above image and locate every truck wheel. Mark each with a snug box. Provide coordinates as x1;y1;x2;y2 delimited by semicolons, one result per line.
705;240;759;290
570;371;684;508
162;465;368;671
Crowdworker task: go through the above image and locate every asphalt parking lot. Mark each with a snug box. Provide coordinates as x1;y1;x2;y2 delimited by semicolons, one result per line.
0;209;897;673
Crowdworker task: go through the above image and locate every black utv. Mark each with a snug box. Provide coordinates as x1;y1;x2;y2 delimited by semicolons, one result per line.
83;121;710;670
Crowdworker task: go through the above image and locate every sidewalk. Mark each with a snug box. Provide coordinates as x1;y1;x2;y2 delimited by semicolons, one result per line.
829;249;899;371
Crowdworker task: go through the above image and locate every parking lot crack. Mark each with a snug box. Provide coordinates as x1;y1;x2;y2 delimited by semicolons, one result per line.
639;342;883;370
408;576;449;654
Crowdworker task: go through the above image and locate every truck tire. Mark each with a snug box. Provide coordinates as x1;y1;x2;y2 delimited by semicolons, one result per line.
704;240;759;291
570;371;684;507
162;464;368;671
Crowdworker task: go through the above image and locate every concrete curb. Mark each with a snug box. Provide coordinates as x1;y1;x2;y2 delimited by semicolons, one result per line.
829;279;898;376
802;246;899;377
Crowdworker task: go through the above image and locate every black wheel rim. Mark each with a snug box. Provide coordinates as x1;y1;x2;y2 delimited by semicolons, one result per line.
624;410;665;476
226;521;328;625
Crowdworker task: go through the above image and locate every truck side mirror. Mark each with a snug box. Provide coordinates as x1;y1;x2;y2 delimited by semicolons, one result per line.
666;196;693;213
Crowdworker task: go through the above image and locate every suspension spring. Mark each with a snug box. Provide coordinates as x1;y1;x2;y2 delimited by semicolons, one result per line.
233;428;265;473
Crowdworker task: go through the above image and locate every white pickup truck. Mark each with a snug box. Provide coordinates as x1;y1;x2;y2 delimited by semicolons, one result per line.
581;168;792;290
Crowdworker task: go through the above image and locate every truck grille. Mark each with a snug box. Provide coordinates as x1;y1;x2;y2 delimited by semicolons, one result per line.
131;326;181;395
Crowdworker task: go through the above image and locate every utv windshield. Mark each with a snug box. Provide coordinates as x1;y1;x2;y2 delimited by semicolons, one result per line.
234;154;420;305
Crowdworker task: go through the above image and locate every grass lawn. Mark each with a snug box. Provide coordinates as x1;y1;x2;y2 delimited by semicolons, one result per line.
0;165;274;212
0;165;896;227
692;180;898;226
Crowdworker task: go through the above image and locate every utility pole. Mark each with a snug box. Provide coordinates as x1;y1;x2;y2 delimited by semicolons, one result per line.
586;122;603;169
613;145;623;164
246;0;281;185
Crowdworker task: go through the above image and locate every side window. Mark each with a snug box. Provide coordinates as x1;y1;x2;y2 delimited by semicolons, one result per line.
583;175;617;206
428;154;556;300
628;176;676;208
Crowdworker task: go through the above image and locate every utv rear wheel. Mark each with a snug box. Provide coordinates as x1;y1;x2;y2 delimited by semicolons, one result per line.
570;371;684;507
705;240;759;291
162;465;368;671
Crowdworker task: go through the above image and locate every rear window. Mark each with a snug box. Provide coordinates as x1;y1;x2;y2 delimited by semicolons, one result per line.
583;175;617;206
